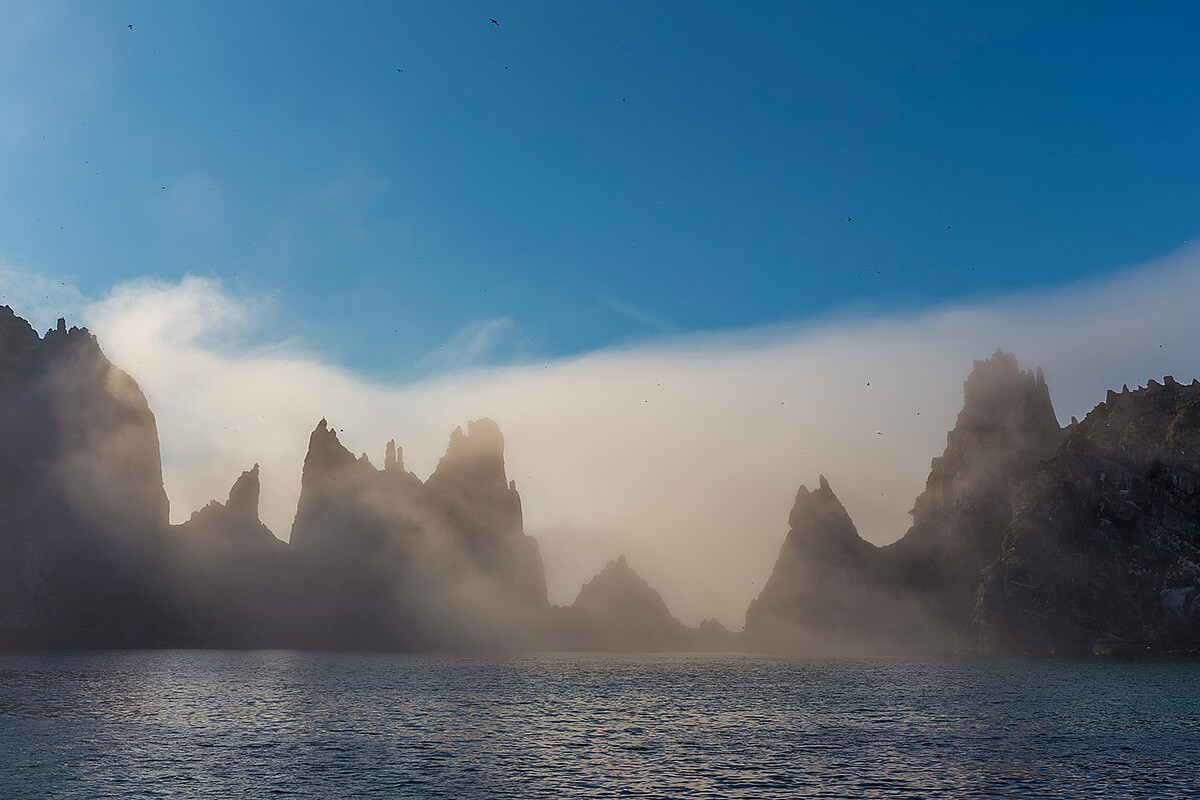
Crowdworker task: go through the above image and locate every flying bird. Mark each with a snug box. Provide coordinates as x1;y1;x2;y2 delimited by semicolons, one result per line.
127;24;133;30
395;68;404;73
489;17;500;26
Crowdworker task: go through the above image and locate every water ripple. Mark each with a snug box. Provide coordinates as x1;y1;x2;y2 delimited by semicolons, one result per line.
0;652;1197;797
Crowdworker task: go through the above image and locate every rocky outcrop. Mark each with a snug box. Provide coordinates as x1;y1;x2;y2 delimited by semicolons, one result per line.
974;377;1200;655
563;554;689;650
5;296;1196;656
745;352;1200;656
424;419;547;607
172;465;291;646
0;310;173;646
745;477;886;653
883;350;1063;639
179;465;281;550
745;351;1064;653
288;417;548;648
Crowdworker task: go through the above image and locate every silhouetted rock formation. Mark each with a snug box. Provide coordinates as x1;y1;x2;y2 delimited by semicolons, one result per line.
0;304;555;650
172;464;291;646
975;377;1200;655
746;352;1200;655
884;350;1063;643
289;417;548;649
0;309;173;646
563;554;689;650
744;477;888;653
4;299;1198;655
747;351;1063;653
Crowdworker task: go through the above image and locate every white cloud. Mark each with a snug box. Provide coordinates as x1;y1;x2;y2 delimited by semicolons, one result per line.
22;240;1198;628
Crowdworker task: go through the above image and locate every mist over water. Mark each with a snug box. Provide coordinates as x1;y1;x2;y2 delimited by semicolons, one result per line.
1;651;1196;798
16;244;1189;626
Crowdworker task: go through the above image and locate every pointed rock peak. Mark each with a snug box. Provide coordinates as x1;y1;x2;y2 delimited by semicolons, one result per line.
431;418;508;487
959;350;1058;433
56;317;66;333
591;553;638;582
787;474;862;546
443;418;505;454
467;416;503;438
304;418;356;472
226;463;261;520
384;439;400;471
0;305;38;356
573;552;680;628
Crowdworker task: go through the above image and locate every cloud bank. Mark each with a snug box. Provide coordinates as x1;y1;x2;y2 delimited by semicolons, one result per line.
5;244;1199;627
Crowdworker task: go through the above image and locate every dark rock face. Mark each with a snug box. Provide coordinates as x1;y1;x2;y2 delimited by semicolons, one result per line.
884;350;1062;639
746;351;1064;654
744;477;887;653
974;378;1200;655
424;420;547;608
0;309;173;646
0;305;558;650
289;417;548;648
564;554;688;650
746;352;1200;656
172;464;291;646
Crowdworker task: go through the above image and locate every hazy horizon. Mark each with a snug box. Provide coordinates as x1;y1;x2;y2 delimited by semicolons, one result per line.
4;241;1199;627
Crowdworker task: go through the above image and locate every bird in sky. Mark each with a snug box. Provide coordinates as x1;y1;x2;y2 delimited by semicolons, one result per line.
395;68;404;73
489;18;500;26
127;24;133;30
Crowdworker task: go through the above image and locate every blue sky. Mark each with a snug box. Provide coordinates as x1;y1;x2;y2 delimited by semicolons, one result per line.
2;1;1198;379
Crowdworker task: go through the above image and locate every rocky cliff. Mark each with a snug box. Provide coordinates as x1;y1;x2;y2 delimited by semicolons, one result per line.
564;554;688;650
172;464;291;646
5;297;1197;655
974;378;1200;654
744;477;888;653
288;417;548;648
0;305;556;650
746;352;1200;656
883;350;1063;642
0;309;173;646
746;351;1063;653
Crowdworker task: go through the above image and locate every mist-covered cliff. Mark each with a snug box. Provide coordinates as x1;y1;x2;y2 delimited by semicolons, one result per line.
746;351;1200;656
0;310;173;646
0;306;693;651
4;301;1197;655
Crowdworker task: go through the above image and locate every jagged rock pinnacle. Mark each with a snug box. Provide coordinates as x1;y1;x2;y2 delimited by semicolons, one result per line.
226;463;261;521
384;439;405;472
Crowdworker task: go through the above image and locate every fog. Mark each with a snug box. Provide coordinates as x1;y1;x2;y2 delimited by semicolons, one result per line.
6;244;1198;627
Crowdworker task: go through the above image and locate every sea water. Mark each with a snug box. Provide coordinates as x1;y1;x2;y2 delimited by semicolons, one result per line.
0;651;1196;797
